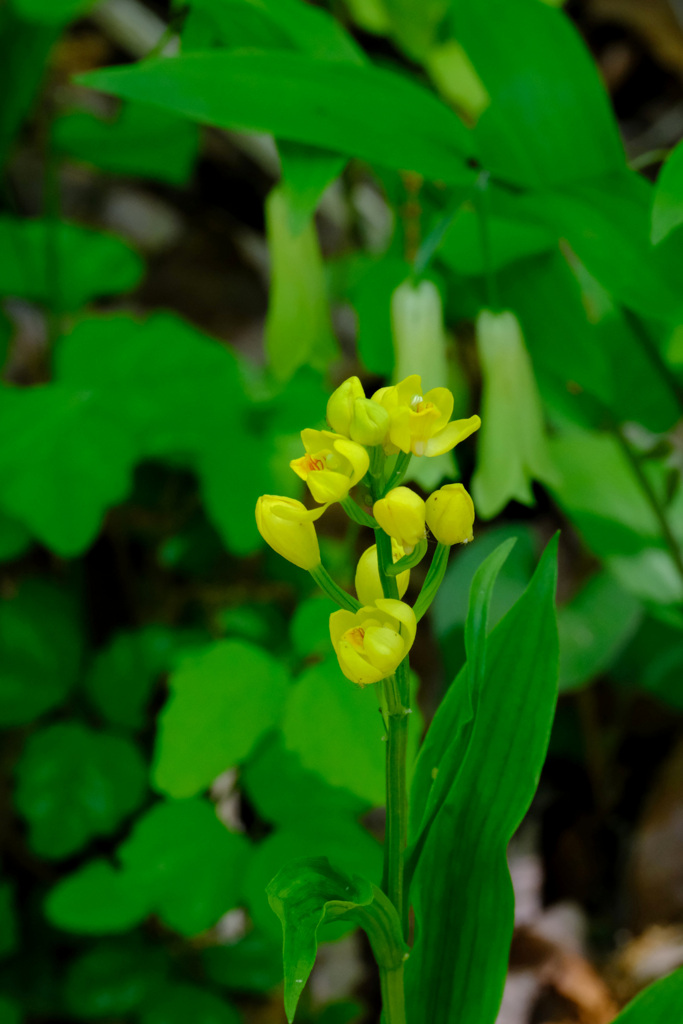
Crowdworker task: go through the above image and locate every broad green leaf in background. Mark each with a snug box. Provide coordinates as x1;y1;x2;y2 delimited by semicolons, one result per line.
47;799;250;937
140;984;240;1024
265;184;337;380
153;639;290;798
526;173;683;323
558;573;642;691
426;40;490;121
53;103;200;186
450;0;624;187
14;723;147;859
0;579;81;725
10;0;94;23
118;799;250;937
79;52;477;185
0;218;143;309
613;615;683;710
278;141;347;234
46;861;150;934
63;939;169;1019
348;257;410;377
610;967;683;1023
281;659;385;805
267;857;407;1023
289;596;339;659
202;931;283;994
0;384;137;556
0;311;249;557
84;627;180;730
0;511;31;563
406;536;559;1024
0;883;16;959
381;0;449;61
652;140;683;244
0;995;20;1024
437;204;555;276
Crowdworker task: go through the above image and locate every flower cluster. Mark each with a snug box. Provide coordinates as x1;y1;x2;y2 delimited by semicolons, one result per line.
255;374;480;686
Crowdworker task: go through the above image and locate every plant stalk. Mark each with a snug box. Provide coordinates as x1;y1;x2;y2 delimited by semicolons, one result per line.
383;672;409;939
379;963;407;1024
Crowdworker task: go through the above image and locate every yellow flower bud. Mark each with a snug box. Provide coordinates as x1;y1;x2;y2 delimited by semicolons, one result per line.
330;599;417;687
425;483;475;546
373;486;426;552
255;495;325;570
373;374;480;457
349;398;390;446
355;541;410;606
290;428;369;504
327;376;365;436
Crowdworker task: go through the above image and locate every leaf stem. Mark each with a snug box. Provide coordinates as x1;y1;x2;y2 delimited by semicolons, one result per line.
376;528;400;600
379;961;408;1024
382;671;409;939
308;564;360;611
383;452;412;496
613;426;683;587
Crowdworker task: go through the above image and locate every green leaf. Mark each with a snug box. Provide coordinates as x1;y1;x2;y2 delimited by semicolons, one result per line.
140;984;240;1024
245;819;382;937
265;184;337;380
14;723;147;859
406;535;559;1024
63;939;169;1019
202;931;283;993
45;860;150;934
652;139;683;244
0;217;143;308
117;799;250;937
452;0;624;187
53;102;199;186
0;995;20;1024
279;141;347;233
0;384;137;556
0;511;31;563
267;857;407;1023
0;9;59;169
437;203;555;275
78;52;476;185
613;615;683;710
558;573;642;692
0;579;82;725
0;883;16;959
84;626;180;729
282;659;385;806
611;968;683;1023
11;0;94;23
153;639;289;798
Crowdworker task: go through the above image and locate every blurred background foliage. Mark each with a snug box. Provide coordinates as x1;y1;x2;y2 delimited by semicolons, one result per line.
2;0;683;1022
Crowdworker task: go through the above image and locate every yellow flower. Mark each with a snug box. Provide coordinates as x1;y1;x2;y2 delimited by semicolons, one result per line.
330;599;417;686
426;483;475;545
327;376;365;436
327;377;390;446
355;541;410;606
290;428;369;504
255;495;325;570
373;486;426;552
373;374;480;456
349;398;390;446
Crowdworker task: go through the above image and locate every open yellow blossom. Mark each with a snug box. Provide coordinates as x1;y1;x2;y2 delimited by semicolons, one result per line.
373;486;426;552
373;374;480;456
255;495;326;570
355;541;410;606
330;599;417;686
426;483;475;545
290;428;369;504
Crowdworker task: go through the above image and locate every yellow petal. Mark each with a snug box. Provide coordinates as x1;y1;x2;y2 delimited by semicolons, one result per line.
363;625;405;674
394;374;423;406
424;415;481;456
374;598;417;649
338;641;384;686
307;469;351;503
334;438;370;486
330;609;358;652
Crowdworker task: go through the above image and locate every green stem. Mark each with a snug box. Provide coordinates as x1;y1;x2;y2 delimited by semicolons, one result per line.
379;963;407;1024
613;427;683;587
383;452;412;496
413;542;450;621
622;308;683;416
308;563;360;611
375;529;400;600
340;495;376;528
382;672;409;939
